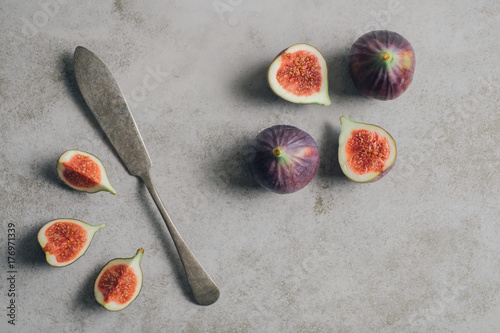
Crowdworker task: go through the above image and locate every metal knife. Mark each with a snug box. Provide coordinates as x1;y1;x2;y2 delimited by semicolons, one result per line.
73;46;219;305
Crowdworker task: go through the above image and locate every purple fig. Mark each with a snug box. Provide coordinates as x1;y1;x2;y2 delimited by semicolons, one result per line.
348;30;416;100
248;125;320;194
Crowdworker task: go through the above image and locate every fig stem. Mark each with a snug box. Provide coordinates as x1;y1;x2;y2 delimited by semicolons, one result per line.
273;147;282;157
382;52;391;61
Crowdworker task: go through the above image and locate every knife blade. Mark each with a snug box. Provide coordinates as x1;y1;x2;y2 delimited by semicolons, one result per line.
73;46;151;177
73;46;219;305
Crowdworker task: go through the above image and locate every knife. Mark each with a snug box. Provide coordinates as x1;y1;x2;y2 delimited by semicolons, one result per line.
73;46;219;305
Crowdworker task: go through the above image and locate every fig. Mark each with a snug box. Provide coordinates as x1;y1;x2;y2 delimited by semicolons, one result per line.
268;43;331;105
37;218;105;267
248;125;320;194
57;149;116;194
95;248;144;311
348;30;415;100
338;116;397;182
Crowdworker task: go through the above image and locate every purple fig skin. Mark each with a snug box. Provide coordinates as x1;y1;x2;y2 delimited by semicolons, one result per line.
348;30;415;100
248;125;320;194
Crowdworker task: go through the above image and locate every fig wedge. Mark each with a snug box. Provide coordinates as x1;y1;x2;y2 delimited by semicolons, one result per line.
38;218;105;267
94;248;144;311
268;43;331;105
57;149;116;194
338;116;396;182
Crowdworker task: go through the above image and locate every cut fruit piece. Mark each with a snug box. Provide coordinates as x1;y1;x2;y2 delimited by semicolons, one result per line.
37;218;105;267
94;248;144;311
57;149;116;194
348;30;416;100
338;116;396;182
268;44;331;105
248;125;320;194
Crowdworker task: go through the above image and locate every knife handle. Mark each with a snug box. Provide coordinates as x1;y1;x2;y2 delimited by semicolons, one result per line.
140;171;220;305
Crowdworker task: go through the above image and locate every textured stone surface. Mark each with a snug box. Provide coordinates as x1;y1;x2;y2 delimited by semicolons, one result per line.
1;0;499;332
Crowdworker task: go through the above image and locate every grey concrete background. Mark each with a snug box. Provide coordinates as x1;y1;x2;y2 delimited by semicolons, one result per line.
1;0;499;332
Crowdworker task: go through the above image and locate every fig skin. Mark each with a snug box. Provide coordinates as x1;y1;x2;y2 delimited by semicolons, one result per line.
248;125;320;194
338;116;397;183
348;30;415;100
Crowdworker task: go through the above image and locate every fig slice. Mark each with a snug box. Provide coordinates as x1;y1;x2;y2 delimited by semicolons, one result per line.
94;248;144;311
348;30;416;100
37;218;106;267
338;116;396;182
248;125;320;194
57;149;116;194
268;43;331;105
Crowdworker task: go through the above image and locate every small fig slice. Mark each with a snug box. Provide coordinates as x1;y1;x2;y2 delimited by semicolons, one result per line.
348;30;415;100
37;218;105;267
57;149;116;194
268;43;331;105
248;125;320;194
95;248;144;311
338;116;396;182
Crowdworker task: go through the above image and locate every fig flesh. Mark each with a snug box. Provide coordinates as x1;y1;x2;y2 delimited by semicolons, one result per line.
338;116;396;182
348;30;415;100
57;149;116;194
37;218;105;267
94;248;144;311
248;125;320;194
268;44;331;105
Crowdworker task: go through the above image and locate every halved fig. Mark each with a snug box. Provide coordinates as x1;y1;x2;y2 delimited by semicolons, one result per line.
37;218;105;267
95;248;144;311
57;149;116;194
348;30;415;100
268;43;331;105
338;116;396;182
248;125;320;194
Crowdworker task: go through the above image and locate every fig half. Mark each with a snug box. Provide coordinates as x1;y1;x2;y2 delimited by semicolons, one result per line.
57;149;116;194
248;125;320;194
37;218;105;267
268;44;331;105
95;248;144;311
348;30;415;100
338;116;396;182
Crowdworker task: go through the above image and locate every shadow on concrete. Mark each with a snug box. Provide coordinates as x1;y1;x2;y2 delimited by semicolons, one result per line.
16;220;48;268
317;122;346;183
326;48;361;100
